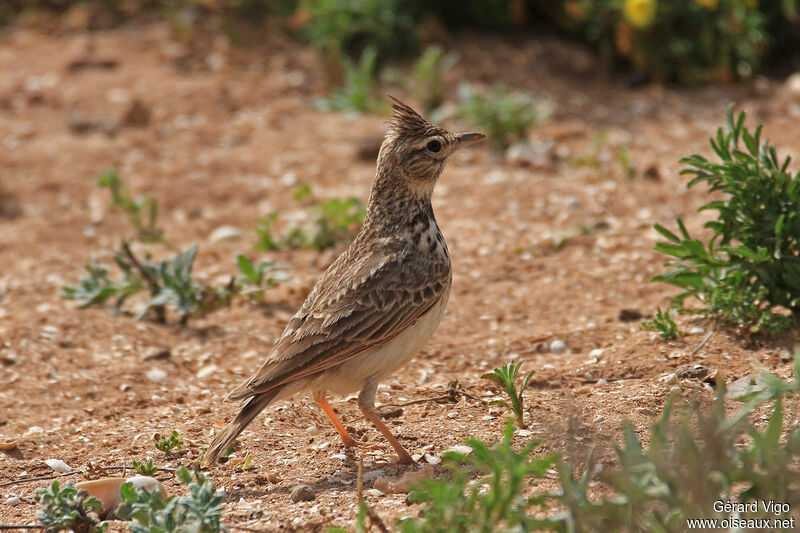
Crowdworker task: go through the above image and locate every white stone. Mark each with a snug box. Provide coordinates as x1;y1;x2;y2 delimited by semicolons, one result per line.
423;454;441;465
45;459;71;472
147;368;167;383
208;225;242;243
366;489;384;497
550;340;567;354
196;364;218;379
443;445;473;456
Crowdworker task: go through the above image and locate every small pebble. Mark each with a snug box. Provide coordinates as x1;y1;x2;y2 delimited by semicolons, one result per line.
550;340;567;354
330;454;347;461
688;327;705;335
6;495;21;506
446;411;459;419
443;445;473;456
589;348;604;358
208;225;242;243
146;368;167;383
289;484;315;502
196;364;218;379
366;489;384;497
45;459;71;472
423;453;441;465
596;378;608;385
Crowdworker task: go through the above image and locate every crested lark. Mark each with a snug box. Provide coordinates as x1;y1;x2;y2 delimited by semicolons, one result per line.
202;98;484;467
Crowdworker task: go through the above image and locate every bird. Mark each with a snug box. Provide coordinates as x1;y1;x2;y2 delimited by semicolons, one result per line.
201;97;485;467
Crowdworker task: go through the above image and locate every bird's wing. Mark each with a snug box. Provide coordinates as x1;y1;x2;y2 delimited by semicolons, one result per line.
229;245;450;400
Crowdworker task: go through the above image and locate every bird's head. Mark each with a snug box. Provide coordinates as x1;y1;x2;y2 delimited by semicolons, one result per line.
377;97;484;197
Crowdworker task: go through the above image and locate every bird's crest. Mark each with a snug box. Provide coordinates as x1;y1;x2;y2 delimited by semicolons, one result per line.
387;96;438;139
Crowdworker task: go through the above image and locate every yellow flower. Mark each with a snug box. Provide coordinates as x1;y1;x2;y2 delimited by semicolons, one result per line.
696;0;717;9
623;0;657;29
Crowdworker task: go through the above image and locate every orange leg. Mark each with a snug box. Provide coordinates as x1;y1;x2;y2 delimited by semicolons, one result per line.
359;405;415;465
313;391;382;449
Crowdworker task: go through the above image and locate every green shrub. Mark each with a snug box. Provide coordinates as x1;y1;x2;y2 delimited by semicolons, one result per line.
653;106;800;334
116;467;226;533
543;0;775;83
398;359;800;532
255;185;366;251
553;359;800;531
456;83;548;151
401;422;559;533
37;481;108;533
298;0;413;62
65;173;285;325
314;45;384;113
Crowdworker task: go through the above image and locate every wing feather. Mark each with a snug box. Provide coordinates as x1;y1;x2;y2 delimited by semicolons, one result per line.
229;242;450;400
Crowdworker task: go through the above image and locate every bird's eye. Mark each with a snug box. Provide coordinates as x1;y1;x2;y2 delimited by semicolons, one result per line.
426;140;442;153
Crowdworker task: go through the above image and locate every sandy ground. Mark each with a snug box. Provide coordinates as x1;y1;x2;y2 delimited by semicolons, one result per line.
1;21;799;531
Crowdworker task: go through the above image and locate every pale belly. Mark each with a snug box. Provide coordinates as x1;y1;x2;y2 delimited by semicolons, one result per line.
307;282;451;397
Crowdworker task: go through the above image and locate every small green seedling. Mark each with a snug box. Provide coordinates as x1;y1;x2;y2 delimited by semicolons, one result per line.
481;361;535;428
641;307;682;341
132;459;158;476
37;480;108;533
235;255;287;303
116;466;226;533
255;185;366;251
154;430;184;455
96;170;167;245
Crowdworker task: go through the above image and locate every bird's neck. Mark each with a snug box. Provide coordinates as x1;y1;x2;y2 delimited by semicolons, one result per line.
363;166;435;232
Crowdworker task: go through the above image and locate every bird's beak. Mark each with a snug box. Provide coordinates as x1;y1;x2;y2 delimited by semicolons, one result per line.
454;132;486;150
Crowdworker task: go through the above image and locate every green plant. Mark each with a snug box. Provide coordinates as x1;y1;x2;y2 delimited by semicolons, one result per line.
64;242;278;325
315;46;384;113
552;359;800;531
62;257;144;309
481;361;535;428
653;106;800;334
641;307;681;341
456;83;548;151
400;359;800;531
134;245;235;325
400;422;558;533
37;481;108;533
133;459;159;476
235;254;287;303
97;171;167;246
255;186;366;251
117;466;226;533
544;0;774;83
411;45;458;114
155;430;184;455
299;0;414;64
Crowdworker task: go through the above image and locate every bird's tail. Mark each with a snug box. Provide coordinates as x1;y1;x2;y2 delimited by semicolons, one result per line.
201;390;280;468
